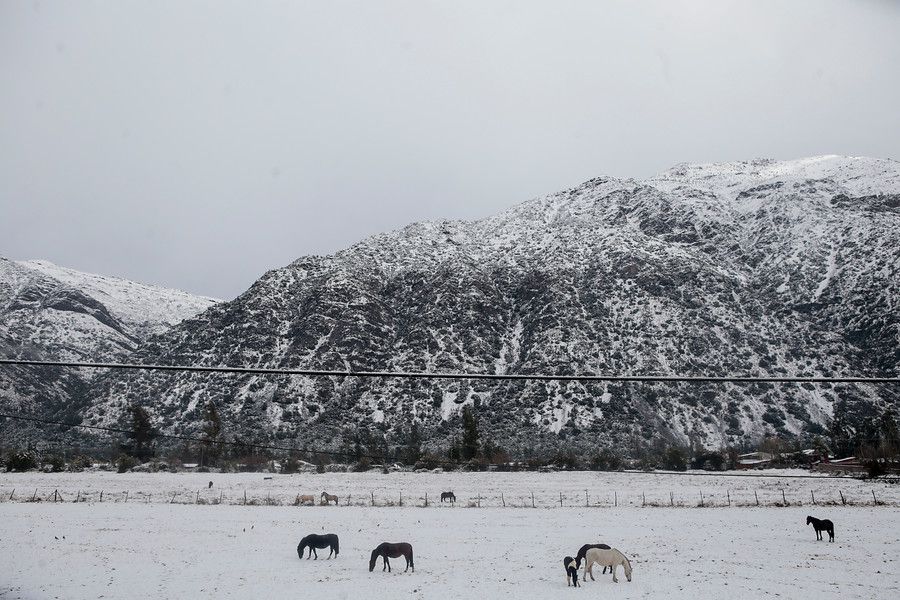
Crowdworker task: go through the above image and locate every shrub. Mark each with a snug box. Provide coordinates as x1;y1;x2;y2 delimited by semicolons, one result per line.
6;450;38;472
68;455;94;472
115;454;139;473
662;447;688;471
42;454;65;473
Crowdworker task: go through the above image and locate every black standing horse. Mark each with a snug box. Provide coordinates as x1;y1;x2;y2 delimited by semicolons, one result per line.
806;516;835;542
575;543;612;573
297;533;340;559
440;491;456;503
369;542;414;573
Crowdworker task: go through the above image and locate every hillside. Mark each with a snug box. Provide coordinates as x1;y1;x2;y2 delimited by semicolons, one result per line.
24;156;900;455
0;258;217;433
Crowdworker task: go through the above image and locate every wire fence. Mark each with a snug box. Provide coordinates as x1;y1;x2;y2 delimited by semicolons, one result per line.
1;486;892;508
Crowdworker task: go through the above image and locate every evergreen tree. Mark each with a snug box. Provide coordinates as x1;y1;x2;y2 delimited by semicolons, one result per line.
403;422;423;466
122;404;156;461
200;400;222;467
462;405;479;460
829;399;854;457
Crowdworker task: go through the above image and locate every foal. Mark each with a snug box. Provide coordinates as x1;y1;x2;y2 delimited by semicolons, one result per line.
806;516;835;542
563;556;579;587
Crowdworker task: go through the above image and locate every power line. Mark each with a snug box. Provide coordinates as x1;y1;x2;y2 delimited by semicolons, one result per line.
1;358;898;384
0;412;884;480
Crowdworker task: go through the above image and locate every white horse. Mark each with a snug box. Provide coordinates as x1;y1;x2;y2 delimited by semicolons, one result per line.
583;547;632;583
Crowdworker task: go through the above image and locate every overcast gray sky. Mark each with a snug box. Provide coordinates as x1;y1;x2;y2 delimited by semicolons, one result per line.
2;0;899;299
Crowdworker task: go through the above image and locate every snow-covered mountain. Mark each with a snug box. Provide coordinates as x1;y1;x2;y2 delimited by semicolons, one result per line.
0;258;217;425
14;156;900;455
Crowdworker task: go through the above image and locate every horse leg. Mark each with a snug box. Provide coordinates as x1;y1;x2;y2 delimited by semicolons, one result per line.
612;564;618;583
585;560;595;582
313;547;318;560
384;556;390;572
306;547;312;559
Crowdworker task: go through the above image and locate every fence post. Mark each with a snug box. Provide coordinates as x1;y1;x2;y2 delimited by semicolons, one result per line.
31;489;37;502
754;490;759;506
196;490;200;504
699;490;704;507
346;494;350;506
872;490;878;506
811;491;816;505
220;491;223;504
399;492;403;507
124;491;128;503
99;490;103;503
727;490;731;506
840;490;846;505
531;491;535;508
642;492;645;507
9;489;14;501
781;489;787;506
54;489;58;503
585;490;589;507
670;491;674;507
371;491;375;506
501;492;505;507
614;491;617;507
170;492;177;504
559;492;563;508
243;490;247;505
424;493;428;507
76;490;81;503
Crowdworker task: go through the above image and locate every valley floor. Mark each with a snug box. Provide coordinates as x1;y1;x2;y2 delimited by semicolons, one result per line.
1;471;899;598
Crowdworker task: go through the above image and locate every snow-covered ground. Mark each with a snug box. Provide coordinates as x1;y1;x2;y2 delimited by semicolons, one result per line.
1;471;899;599
1;469;898;508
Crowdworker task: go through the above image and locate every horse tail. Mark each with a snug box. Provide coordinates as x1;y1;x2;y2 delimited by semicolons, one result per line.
335;536;340;555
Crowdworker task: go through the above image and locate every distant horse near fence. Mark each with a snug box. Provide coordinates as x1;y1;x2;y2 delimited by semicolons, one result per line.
440;491;456;503
297;533;340;559
806;516;835;542
369;542;414;573
297;494;316;506
321;491;339;505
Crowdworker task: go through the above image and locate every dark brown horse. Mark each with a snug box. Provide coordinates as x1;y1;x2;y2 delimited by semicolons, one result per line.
440;491;456;503
369;542;414;573
806;516;834;542
297;533;340;559
575;543;612;574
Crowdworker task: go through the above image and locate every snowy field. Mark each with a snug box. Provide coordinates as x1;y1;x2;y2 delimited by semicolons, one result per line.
1;471;899;599
1;469;899;508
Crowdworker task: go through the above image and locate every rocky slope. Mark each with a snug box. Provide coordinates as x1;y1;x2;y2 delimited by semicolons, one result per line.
19;156;900;455
0;258;217;435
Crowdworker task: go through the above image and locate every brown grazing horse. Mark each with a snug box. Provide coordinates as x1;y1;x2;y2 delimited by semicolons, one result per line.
369;542;414;573
321;491;339;505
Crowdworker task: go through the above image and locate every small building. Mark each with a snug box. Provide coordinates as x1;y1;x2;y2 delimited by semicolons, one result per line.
736;452;774;469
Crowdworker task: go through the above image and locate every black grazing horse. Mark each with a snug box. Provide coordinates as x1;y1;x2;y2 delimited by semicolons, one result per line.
575;543;612;574
806;516;835;542
440;491;456;503
563;556;579;587
297;533;340;559
369;542;414;573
